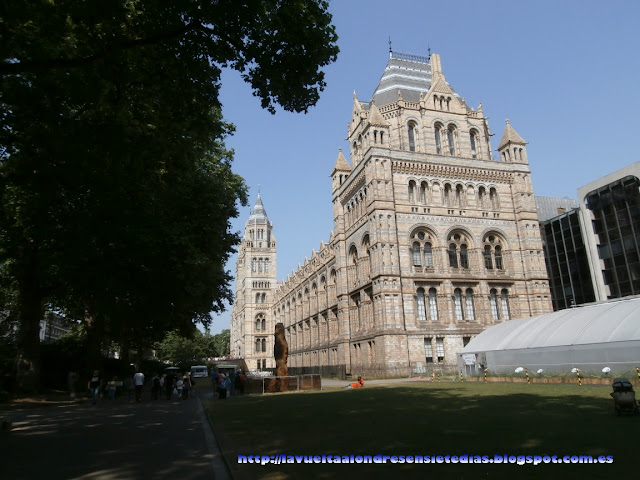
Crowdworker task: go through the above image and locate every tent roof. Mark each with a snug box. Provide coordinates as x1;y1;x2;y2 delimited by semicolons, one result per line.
462;296;640;353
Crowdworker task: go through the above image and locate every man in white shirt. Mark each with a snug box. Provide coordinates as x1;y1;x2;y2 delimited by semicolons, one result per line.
133;371;145;402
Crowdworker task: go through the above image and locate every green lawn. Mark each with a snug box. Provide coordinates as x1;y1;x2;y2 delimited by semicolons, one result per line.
205;381;638;480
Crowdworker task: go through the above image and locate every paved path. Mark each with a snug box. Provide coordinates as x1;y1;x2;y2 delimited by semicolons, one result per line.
0;387;229;480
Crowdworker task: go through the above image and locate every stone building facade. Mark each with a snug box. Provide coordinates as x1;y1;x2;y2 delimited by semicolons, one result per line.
230;192;278;371
230;51;553;376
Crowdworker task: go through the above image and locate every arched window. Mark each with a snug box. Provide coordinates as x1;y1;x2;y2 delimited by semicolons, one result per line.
419;182;428;205
252;258;257;272
470;130;478;159
262;293;266;303
412;230;435;270
255;293;261;304
454;288;464;321
264;259;269;273
449;232;471;269
255;338;261;353
424;243;433;268
447;126;456;155
490;187;499;209
455;184;464;207
501;289;510;320
408;180;416;203
460;244;469;269
408;121;417;152
261;338;266;352
448;244;458;268
478;186;486;208
256;318;262;331
434;124;442;154
484;235;505;271
428;288;439;321
490;288;500;321
416;288;427;321
495;246;503;270
444;184;452;206
262;318;266;330
484;245;493;269
465;288;475;321
412;242;422;266
258;258;263;273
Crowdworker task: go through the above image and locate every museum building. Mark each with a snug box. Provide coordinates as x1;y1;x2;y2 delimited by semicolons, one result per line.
230;51;553;376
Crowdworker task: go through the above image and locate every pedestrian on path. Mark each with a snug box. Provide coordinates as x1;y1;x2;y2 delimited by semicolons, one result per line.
134;370;145;402
108;376;118;401
182;372;192;400
88;370;101;405
68;371;78;398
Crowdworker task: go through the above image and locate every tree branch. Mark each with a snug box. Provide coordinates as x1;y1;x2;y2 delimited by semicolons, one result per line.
0;21;202;76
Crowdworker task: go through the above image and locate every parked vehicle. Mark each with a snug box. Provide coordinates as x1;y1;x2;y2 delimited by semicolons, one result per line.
190;365;209;379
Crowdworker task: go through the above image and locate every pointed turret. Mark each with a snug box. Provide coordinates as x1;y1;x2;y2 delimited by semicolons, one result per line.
331;148;351;193
247;191;269;225
497;119;528;164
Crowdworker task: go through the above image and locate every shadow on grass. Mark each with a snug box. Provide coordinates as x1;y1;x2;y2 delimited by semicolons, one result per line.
206;382;637;480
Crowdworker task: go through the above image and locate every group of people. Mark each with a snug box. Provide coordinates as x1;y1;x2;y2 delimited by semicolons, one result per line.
87;369;194;404
152;371;194;401
211;368;246;399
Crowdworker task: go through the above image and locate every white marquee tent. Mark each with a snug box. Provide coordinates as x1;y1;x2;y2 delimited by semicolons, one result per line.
458;296;640;376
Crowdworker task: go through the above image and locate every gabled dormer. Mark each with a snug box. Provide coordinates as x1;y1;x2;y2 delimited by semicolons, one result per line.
422;53;465;115
348;92;368;167
497;119;528;164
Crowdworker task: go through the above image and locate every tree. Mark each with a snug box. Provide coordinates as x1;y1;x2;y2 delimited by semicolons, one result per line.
0;1;339;390
213;330;231;357
155;329;229;365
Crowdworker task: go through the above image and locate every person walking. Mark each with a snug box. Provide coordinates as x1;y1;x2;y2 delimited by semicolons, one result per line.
151;374;161;400
68;371;79;398
229;369;236;397
108;376;118;401
133;370;145;402
88;370;101;405
182;372;191;400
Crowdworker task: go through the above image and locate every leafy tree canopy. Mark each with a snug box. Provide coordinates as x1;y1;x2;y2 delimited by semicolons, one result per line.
0;0;338;385
156;329;230;365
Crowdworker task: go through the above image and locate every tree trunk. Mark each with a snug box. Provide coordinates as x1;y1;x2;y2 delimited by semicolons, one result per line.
84;300;102;372
15;264;44;393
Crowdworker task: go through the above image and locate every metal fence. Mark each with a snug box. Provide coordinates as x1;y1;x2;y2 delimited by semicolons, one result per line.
245;374;321;394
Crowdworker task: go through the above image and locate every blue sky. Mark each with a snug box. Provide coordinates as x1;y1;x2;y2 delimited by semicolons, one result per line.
207;0;640;333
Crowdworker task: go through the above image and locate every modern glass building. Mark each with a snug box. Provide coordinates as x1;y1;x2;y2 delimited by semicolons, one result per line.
540;209;596;310
582;173;640;299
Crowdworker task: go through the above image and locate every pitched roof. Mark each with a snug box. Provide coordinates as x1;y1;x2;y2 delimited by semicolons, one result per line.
497;119;527;150
247;192;269;225
370;51;461;106
367;102;389;127
331;148;351;174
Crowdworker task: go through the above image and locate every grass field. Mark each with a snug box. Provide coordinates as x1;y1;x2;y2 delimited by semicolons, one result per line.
205;380;638;480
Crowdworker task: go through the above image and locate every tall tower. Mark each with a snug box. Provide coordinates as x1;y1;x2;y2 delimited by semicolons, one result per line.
268;50;553;376
230;192;277;371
